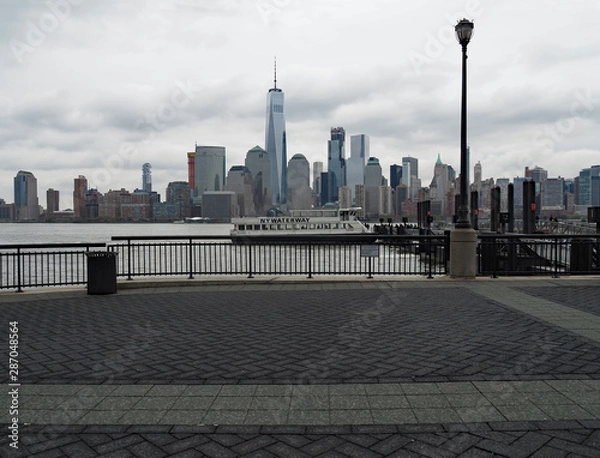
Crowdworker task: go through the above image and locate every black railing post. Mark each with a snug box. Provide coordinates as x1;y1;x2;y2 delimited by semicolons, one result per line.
492;237;498;278
427;236;433;279
127;239;133;281
552;237;559;278
247;244;254;279
307;242;312;279
17;248;23;293
368;257;373;279
188;238;194;279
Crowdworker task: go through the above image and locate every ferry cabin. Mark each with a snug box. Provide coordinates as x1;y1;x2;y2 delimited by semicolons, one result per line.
231;208;370;237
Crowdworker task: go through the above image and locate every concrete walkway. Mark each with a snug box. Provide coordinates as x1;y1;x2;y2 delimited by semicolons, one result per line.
1;276;600;457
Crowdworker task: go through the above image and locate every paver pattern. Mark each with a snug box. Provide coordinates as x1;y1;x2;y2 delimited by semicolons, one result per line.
2;422;600;458
1;277;600;457
1;287;600;385
517;285;600;317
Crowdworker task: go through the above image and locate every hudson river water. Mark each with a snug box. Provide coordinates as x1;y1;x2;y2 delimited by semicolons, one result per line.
0;223;233;245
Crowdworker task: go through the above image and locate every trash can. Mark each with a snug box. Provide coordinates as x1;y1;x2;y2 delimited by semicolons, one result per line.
570;239;593;274
86;251;117;295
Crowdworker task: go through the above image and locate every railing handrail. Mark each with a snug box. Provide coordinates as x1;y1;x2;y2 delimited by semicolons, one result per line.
478;234;600;240
0;242;106;250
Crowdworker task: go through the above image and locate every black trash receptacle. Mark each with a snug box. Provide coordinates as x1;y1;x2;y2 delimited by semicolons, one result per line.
570;239;593;274
86;251;117;295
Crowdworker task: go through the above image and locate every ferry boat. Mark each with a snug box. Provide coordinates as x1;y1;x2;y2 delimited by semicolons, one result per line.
230;207;373;242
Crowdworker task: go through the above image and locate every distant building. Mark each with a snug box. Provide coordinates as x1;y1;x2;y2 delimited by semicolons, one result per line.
327;127;347;202
0;199;14;221
355;184;366;218
379;186;392;217
364;158;383;217
542;178;565;211
338;186;352;209
312;161;323;197
194;145;226;204
496;178;510;211
153;181;191;221
73;175;87;218
187;152;195;191
99;189;130;219
287;154;312;210
85;188;102;219
347;134;369;200
402;156;419;180
98;189;151;220
429;155;453;216
142;163;152;193
201;191;236;222
265;65;288;206
14;170;39;221
390;165;403;190
46;189;59;216
245;145;272;216
577;165;600;206
225;166;255;217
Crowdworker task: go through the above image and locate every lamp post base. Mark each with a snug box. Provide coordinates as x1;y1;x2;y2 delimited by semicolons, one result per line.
449;228;477;278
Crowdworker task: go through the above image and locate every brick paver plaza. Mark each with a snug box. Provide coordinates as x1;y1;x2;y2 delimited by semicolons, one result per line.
1;276;600;457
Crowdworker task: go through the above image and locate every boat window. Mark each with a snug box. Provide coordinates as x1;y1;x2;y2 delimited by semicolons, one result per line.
253;225;260;230
239;224;245;230
293;223;300;230
262;224;267;230
270;224;277;230
278;224;284;230
324;223;330;229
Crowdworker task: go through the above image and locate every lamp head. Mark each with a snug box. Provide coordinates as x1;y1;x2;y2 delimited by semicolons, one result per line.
455;19;474;46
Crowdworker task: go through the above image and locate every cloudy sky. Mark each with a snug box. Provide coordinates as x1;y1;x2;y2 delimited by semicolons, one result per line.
1;0;599;209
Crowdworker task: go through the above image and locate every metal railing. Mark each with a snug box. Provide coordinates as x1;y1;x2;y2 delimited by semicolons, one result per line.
0;243;106;292
3;234;599;292
478;234;600;277
108;235;449;280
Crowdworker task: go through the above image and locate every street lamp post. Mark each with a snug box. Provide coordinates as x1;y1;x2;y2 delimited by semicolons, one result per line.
455;18;474;229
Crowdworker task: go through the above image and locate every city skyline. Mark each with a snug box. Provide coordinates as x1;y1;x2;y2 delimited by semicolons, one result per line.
1;1;599;209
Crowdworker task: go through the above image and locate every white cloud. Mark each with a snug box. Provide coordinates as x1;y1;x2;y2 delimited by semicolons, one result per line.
0;0;599;209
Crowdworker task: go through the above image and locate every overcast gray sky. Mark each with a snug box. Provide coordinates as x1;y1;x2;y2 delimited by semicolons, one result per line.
1;0;599;209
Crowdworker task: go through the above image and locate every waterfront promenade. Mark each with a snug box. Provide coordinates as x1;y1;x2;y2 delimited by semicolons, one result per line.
1;276;600;457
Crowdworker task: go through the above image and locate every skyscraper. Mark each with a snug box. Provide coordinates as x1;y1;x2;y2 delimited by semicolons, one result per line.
577;165;600;206
364;158;383;217
187;152;195;191
312;161;323;196
14;170;39;221
142;163;152;193
46;189;59;216
287;153;312;210
265;62;287;207
194;145;226;203
402;156;419;180
390;165;403;190
327;127;347;203
347;134;369;199
73;175;88;219
245;145;272;215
